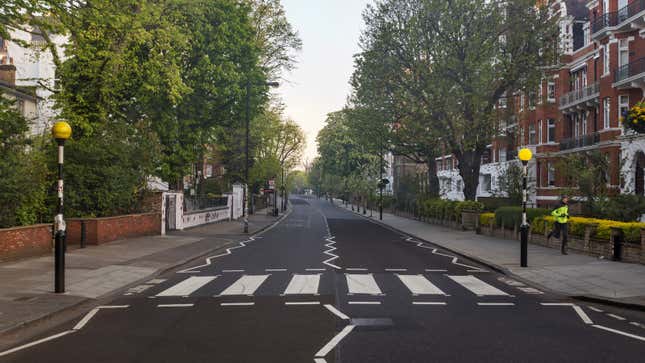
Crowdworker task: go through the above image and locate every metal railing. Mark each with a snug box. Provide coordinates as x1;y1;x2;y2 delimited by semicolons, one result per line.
559;82;599;110
559;132;600;151
592;0;645;34
184;196;228;213
615;57;645;83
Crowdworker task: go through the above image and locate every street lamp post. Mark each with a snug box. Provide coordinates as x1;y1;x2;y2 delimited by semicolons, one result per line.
52;121;71;293
518;148;533;268
243;80;279;233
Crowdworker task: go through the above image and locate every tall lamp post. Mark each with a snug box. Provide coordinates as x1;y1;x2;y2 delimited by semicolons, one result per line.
52;121;71;293
518;148;533;268
243;80;279;233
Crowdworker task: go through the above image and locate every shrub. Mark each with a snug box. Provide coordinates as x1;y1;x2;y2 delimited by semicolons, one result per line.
495;206;550;229
532;215;645;243
477;197;514;212
479;212;495;226
455;200;484;222
599;195;645;222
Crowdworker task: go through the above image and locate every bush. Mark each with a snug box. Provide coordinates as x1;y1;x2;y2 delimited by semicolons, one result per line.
532;215;645;243
477;197;514;212
599;195;645;222
495;206;550;229
417;199;484;221
479;212;495;226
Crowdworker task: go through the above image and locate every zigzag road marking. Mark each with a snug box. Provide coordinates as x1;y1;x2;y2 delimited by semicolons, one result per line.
177;236;263;274
403;237;487;272
323;235;341;270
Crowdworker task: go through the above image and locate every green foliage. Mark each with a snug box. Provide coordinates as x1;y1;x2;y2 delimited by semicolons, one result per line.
417;199;483;222
531;216;645;243
496;162;526;205
494;207;550;230
597;195;645;222
555;151;610;216
0;97;49;227
479;212;495;227
478;197;514;212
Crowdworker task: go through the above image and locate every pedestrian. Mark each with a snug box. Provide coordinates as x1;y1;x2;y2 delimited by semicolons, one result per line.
547;195;570;255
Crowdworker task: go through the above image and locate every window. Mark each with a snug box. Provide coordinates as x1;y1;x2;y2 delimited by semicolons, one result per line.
603;97;611;128
538;120;543;144
619;95;629;121
603;43;610;76
582;112;587;136
528;92;535;109
537;82;543;104
529;123;536;145
574;115;580;139
205;165;213;178
619;39;629;68
547;162;555;186
482;174;492;193
499;147;507;162
499;97;507;109
547;119;556;142
519;94;524;112
547;81;555;103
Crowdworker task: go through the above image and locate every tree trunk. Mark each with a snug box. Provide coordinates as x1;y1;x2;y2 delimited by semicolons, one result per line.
426;158;440;198
456;149;483;201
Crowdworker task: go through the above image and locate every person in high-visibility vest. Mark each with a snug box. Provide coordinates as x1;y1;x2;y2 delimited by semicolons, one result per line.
547;195;570;255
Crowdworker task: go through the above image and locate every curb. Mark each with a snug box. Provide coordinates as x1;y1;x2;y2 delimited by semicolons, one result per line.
0;208;292;341
334;203;645;312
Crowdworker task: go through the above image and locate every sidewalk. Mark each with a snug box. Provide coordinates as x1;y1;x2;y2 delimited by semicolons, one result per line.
335;202;645;309
0;208;285;338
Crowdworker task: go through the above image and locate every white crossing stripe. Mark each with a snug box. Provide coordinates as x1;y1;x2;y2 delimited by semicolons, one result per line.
346;274;382;295
448;275;509;296
397;274;446;295
219;275;269;296
284;274;320;295
156;276;217;297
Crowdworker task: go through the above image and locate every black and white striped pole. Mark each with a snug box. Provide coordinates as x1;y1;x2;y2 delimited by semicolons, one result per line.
52;121;71;293
518;148;532;268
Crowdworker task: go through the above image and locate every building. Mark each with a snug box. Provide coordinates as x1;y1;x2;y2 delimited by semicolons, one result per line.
434;0;645;207
0;58;40;122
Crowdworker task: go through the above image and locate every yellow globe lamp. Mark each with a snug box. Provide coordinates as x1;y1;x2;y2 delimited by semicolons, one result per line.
52;121;72;141
518;148;532;165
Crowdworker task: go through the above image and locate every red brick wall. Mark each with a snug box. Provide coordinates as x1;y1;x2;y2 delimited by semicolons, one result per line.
0;224;52;262
67;213;161;245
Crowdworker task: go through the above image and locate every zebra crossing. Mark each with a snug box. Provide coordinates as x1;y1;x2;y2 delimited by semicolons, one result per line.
150;272;518;299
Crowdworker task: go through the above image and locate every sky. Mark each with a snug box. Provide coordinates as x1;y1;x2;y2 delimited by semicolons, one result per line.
276;0;373;165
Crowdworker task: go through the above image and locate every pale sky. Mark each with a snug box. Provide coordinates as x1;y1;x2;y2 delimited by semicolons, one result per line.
276;0;372;165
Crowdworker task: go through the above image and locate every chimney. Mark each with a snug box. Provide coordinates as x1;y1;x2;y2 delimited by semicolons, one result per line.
0;63;16;86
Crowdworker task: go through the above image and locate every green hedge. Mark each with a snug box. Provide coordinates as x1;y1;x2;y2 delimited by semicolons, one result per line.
494;206;550;229
418;199;484;221
532;215;645;243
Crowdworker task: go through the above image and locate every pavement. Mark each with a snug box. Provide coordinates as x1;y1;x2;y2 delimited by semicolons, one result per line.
0;208;284;341
334;200;645;309
0;196;643;362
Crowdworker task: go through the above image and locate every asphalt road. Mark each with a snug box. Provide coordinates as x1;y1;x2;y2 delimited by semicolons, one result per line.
2;195;644;362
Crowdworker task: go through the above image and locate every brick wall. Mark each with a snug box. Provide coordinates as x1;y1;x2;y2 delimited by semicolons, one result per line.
0;224;52;262
67;213;161;245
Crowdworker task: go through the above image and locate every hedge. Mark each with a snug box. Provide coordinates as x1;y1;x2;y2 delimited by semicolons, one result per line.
479;212;495;227
494;206;550;229
419;199;484;221
531;215;645;243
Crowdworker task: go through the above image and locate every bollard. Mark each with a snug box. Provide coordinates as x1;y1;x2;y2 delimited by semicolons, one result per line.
80;220;87;248
610;227;624;262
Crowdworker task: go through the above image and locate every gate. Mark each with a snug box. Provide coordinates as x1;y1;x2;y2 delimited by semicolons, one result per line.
166;195;177;232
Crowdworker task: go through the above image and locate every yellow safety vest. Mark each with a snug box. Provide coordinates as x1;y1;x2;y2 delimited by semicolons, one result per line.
551;205;569;224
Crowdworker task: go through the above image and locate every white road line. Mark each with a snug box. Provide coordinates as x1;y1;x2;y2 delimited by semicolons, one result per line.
348;301;381;305
222;269;245;273
448;275;509;296
177;237;260;273
397;274;446;295
629;322;644;328
284;274;320;295
324;304;350;320
266;268;287;272
220;302;255;306
219;275;269;296
403;237;486;272
587;306;604;313
73;308;99;330
314;358;327;363
385;268;407;272
607;313;626;321
147;279;166;284
322;236;341;270
477;302;515;306
412;302;447;305
467;269;489;273
541;303;574;306
156;276;218;297
346;274;383;295
592;325;645;342
517;287;543;294
97;305;130;309
346;268;368;271
425;269;448;272
306;268;326;271
0;330;75;357
573;306;594;325
157;304;194;308
315;325;356;357
285;302;320;305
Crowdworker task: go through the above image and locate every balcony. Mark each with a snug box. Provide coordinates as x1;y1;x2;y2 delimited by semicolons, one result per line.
614;57;645;89
558;82;600;112
591;0;645;39
559;132;600;151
